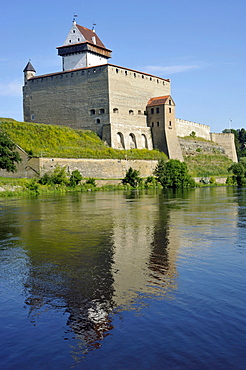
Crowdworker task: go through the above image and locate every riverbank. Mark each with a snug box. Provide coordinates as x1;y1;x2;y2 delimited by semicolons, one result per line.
0;176;231;198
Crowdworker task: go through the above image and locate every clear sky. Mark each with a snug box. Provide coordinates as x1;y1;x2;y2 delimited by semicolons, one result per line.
0;0;245;133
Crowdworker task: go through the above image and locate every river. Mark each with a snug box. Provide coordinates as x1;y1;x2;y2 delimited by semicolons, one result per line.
0;187;245;369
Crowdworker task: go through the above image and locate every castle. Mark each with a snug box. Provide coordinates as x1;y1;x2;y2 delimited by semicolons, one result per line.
23;21;237;162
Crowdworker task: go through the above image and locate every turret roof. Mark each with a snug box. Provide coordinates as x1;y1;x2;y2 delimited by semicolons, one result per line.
23;61;36;73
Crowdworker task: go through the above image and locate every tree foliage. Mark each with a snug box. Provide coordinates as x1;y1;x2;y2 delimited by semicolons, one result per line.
0;132;22;172
154;159;195;188
69;169;83;186
122;167;142;188
228;158;246;186
39;165;68;185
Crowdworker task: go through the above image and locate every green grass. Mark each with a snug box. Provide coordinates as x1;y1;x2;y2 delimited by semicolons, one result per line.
180;135;216;143
184;154;232;177
0;119;167;160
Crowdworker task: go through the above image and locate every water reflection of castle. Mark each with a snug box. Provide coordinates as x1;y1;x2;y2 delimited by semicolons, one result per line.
18;192;178;351
16;188;238;353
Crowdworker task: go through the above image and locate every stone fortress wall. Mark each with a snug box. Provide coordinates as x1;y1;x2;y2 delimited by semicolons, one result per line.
175;118;211;140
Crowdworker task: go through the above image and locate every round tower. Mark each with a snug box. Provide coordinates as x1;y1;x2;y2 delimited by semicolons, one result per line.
23;61;36;83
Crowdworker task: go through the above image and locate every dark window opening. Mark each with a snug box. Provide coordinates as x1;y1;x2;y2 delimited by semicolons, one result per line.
96;119;100;124
90;109;96;115
169;108;172;113
156;107;159;114
151;108;154;114
100;108;105;114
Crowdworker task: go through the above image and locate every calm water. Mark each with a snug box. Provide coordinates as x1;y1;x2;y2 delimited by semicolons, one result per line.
0;187;245;369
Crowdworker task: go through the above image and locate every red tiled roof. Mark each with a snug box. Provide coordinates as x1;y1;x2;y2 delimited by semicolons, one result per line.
147;96;171;106
76;24;106;48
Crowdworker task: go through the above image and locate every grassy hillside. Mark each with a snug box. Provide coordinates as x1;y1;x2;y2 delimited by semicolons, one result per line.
0;118;167;161
184;154;232;177
0;118;232;176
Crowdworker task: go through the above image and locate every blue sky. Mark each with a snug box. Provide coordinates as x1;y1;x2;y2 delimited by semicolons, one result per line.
0;0;245;133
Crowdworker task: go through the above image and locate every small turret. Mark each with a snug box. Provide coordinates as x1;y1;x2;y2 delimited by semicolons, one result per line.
23;61;36;83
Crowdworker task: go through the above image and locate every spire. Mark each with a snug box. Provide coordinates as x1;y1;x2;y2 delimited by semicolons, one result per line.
23;61;36;73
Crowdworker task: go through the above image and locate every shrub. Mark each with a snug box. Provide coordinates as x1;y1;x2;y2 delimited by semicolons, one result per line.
154;159;195;188
69;169;82;186
209;176;216;185
25;178;40;194
145;176;158;188
39;165;68;185
122;167;142;188
85;178;96;186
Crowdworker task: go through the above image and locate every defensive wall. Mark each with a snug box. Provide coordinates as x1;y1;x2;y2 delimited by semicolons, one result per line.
210;133;238;163
38;158;158;179
175;118;211;140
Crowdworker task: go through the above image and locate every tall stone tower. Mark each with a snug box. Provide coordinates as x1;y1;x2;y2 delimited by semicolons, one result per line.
147;96;184;161
57;21;112;71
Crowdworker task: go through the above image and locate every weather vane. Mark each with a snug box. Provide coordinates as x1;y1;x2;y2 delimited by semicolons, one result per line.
73;14;78;22
92;22;97;31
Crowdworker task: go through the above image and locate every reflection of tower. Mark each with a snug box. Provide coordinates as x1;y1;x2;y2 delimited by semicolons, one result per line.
111;191;179;307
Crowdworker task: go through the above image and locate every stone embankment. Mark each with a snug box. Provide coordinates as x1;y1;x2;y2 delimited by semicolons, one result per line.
179;138;225;156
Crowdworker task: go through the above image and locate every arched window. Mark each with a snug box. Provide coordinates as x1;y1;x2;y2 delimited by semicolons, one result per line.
169;99;172;105
138;110;141;115
156;107;159;114
157;122;160;127
141;134;148;149
117;132;125;149
113;108;119;113
96;118;101;124
90;109;96;115
151;108;154;114
129;110;134;115
129;133;137;149
100;108;105;114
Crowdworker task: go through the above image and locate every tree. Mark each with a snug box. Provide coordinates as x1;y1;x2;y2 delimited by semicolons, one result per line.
0;132;22;172
228;158;246;186
122;167;141;188
154;159;195;188
69;169;82;186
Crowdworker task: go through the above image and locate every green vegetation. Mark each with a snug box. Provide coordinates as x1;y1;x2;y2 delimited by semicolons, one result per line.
181;135;214;143
0;132;22;172
154;159;195;188
184;154;233;177
0;118;167;161
122;167;142;188
228;158;246;186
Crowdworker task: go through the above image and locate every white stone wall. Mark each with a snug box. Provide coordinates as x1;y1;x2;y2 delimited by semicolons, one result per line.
110;123;153;150
175;118;210;140
108;65;171;128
